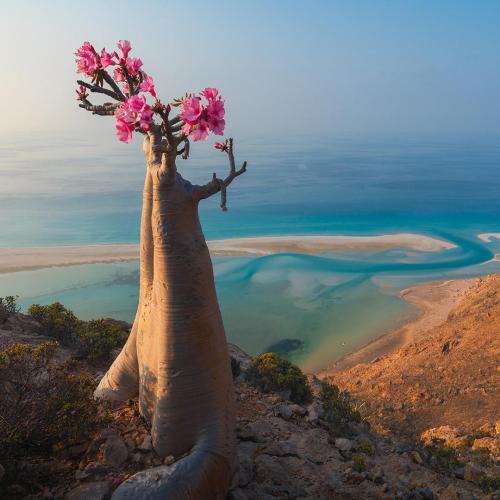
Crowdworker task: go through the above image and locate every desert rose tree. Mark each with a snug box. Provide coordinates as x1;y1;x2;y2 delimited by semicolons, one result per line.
75;40;247;499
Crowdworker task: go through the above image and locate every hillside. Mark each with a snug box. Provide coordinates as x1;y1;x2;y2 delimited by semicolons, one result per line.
324;275;499;437
0;277;499;498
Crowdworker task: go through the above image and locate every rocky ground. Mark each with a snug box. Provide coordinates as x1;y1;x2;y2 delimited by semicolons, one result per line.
0;275;499;499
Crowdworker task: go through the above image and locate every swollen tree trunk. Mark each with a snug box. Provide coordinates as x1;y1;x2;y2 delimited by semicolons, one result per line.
95;132;239;499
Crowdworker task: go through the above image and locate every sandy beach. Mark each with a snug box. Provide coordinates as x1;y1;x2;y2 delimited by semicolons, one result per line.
317;277;477;375
0;233;455;274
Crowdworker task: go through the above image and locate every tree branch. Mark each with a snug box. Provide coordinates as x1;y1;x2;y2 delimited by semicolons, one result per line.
79;100;119;116
77;80;122;101
194;138;247;210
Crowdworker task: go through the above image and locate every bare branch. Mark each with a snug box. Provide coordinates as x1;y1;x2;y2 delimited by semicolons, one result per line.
79;100;119;116
194;138;247;210
101;71;126;101
77;80;122;101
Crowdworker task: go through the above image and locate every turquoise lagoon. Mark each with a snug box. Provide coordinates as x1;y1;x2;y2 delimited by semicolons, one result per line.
0;135;499;371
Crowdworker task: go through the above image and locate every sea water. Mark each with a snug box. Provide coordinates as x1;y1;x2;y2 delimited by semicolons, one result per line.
0;134;499;371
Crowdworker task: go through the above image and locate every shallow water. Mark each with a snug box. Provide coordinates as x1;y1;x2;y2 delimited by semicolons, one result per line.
0;135;499;370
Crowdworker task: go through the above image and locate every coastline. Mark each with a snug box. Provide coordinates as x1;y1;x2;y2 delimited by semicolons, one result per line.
0;233;455;274
316;277;477;376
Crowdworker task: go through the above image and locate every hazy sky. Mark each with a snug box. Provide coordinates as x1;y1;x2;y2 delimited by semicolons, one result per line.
2;0;500;141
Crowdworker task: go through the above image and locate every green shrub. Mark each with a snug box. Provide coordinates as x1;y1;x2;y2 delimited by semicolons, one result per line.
249;352;312;405
28;302;83;343
478;475;500;494
319;380;362;438
426;445;460;471
77;319;128;363
352;453;366;472
0;342;107;459
0;295;19;323
359;442;375;456
28;303;128;363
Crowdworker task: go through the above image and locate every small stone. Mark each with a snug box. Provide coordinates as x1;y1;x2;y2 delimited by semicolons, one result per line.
410;450;424;465
84;461;109;475
66;481;111;500
138;434;153;451
306;400;324;423
335;438;355;452
414;486;435;499
163;455;175;466
101;435;128;467
228;488;249;500
288;403;307;416
74;469;89;480
275;404;293;420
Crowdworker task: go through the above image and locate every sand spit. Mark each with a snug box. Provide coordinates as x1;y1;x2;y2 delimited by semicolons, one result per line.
0;233;456;274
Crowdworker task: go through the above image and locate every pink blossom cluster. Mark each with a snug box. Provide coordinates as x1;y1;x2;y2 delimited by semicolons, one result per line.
75;40;156;98
75;39;228;146
180;88;225;141
115;95;154;143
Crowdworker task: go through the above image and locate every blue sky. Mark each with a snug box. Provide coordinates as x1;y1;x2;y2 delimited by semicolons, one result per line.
2;0;500;141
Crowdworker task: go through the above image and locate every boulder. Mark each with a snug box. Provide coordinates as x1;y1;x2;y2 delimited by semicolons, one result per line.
472;437;500;459
335;438;355;452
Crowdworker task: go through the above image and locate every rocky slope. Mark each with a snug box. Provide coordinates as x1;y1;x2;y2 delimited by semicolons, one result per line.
0;276;499;499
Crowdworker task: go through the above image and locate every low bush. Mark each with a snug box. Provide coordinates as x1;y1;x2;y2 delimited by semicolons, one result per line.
478;475;500;494
249;352;313;405
0;342;107;459
28;303;129;364
0;295;19;323
352;453;366;472
359;442;375;456
77;319;128;363
28;302;82;343
319;380;362;438
426;445;460;472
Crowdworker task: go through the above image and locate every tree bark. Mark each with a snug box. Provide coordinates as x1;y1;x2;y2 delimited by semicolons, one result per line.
96;140;237;499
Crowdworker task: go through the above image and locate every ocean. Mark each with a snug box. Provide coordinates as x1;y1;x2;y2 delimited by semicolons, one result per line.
1;134;499;371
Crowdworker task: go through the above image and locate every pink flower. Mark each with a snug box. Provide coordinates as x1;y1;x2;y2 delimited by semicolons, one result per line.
206;99;225;121
214;139;229;151
117;40;132;58
100;49;116;69
139;107;154;131
75;85;89;101
113;67;125;82
114;95;154;142
206;99;225;135
181;123;193;136
180;96;202;124
139;73;156;97
116;118;134;143
125;57;143;76
201;87;219;101
127;95;147;113
75;41;101;76
179;89;225;140
190;124;209;142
